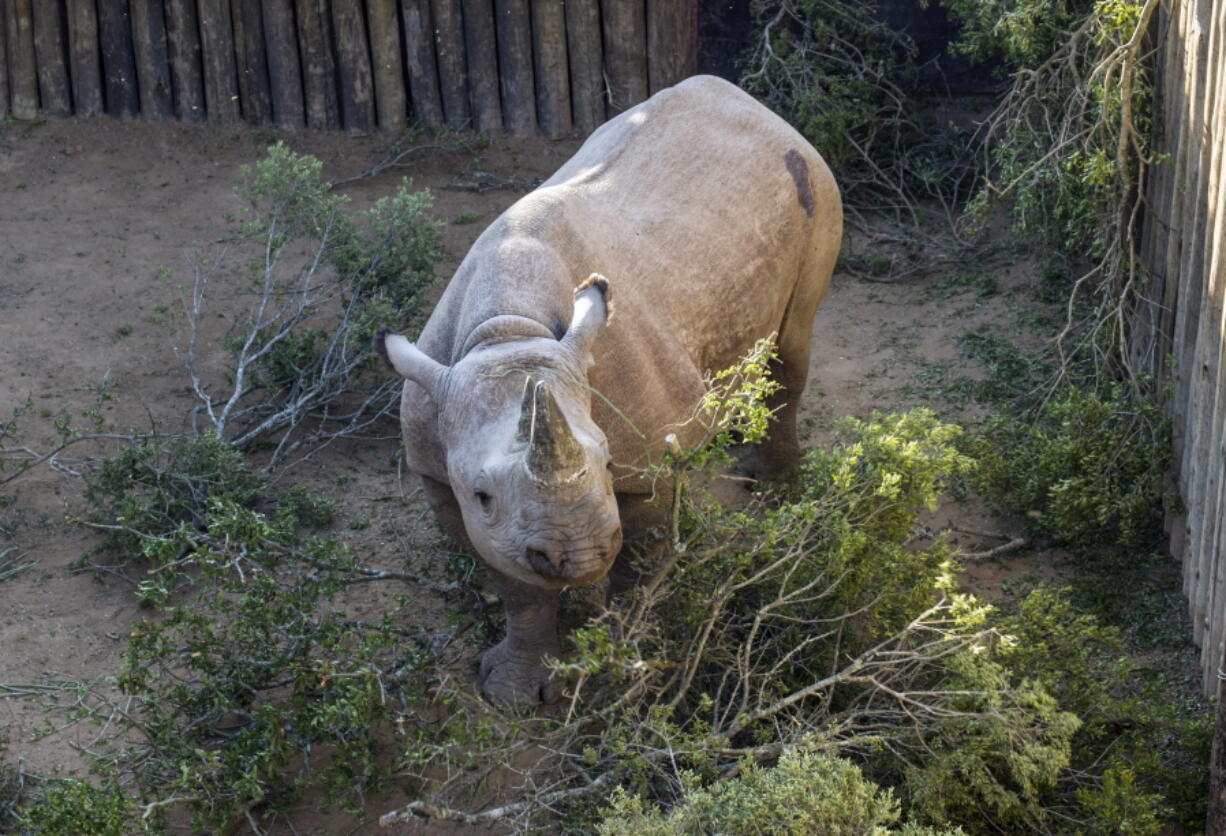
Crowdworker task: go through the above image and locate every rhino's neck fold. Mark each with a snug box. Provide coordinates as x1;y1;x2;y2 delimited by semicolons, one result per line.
459;314;558;359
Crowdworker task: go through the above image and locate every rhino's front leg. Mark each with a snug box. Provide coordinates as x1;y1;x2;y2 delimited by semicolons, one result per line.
480;567;562;706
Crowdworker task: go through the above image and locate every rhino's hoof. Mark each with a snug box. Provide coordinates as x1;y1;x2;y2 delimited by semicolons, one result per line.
479;640;561;707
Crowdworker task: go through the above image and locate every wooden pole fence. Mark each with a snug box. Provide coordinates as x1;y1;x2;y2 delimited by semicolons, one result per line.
1134;0;1226;702
0;0;697;137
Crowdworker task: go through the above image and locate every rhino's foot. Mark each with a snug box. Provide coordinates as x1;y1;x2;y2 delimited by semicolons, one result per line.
479;639;561;707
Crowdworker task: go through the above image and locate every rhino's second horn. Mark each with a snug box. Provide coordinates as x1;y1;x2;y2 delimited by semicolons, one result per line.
518;379;585;483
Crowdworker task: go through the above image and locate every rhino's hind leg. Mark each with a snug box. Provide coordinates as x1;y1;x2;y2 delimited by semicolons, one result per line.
752;316;813;482
753;240;838;482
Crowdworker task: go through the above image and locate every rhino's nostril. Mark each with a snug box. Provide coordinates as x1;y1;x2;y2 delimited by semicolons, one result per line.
526;547;557;576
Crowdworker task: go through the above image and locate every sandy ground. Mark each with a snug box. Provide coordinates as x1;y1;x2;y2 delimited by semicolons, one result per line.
0;116;1093;833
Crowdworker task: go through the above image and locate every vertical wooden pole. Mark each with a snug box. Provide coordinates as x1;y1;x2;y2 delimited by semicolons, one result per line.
400;0;444;127
130;0;174;119
646;0;696;94
367;0;407;132
1184;0;1223;650
32;0;71;116
462;0;501;134
565;0;602;135
197;0;240;122
531;0;570;138
6;0;38;119
1195;0;1226;695
331;0;375;133
602;0;647;116
164;0;205;121
232;0;272;123
1172;0;1212;613
261;0;304;130
1157;6;1184;379
67;0;104;117
494;0;534;135
294;0;340;130
98;0;140;117
431;0;469;128
1169;0;1204;473
0;2;8;121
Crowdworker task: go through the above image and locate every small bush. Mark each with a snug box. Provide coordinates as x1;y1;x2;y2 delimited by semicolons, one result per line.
108;499;431;830
1074;764;1166;836
188;142;444;466
68;431;438;830
971;382;1170;546
0;737;23;832
16;779;133;836
80;430;265;565
940;0;1090;71
596;746;965;835
504;403;1076;832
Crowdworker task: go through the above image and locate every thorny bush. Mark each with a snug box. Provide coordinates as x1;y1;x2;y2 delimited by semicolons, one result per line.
15;434;442;832
186;142;443;467
741;0;981;281
947;0;1160;374
970;381;1171;547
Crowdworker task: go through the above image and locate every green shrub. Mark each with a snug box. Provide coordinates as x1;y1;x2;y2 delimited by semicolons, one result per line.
940;0;1091;70
534;403;1080;833
108;497;430;830
971;382;1170;546
946;0;1156;283
68;431;435;830
1074;764;1166;835
995;587;1129;725
80;431;266;565
597;746;966;835
900;587;1127;831
16;779;133;836
0;737;22;832
189;142;444;464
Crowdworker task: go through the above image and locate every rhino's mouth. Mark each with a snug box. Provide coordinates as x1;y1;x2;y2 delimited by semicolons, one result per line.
520;532;620;586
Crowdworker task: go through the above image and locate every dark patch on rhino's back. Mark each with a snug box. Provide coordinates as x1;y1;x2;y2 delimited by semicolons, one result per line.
784;148;814;218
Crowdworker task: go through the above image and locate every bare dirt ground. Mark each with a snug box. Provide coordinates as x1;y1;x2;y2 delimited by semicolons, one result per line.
0;116;1191;833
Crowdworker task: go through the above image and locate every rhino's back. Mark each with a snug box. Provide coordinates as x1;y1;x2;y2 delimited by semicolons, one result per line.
514;74;838;376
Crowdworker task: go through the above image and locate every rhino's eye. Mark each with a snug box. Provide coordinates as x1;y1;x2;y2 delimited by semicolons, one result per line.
475;490;492;511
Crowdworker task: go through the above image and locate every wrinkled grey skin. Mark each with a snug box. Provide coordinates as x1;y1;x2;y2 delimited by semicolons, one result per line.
381;76;842;705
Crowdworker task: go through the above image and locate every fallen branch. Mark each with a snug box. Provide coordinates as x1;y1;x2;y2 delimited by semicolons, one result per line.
331;132;482;187
0;432;148;484
380;774;612;828
963;537;1030;560
446;169;542;193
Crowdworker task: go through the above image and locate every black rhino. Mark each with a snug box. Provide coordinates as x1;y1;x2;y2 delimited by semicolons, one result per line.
379;75;841;705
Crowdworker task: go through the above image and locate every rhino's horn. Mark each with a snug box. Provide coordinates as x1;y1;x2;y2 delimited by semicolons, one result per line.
518;379;585;482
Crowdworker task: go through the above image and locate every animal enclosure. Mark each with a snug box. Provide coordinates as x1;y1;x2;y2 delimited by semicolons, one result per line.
1132;0;1226;695
0;0;698;137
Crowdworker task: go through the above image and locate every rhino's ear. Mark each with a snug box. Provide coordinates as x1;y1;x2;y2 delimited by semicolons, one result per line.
561;273;612;360
376;329;447;396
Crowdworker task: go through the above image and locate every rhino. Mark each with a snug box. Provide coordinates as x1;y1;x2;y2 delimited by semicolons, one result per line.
379;75;841;705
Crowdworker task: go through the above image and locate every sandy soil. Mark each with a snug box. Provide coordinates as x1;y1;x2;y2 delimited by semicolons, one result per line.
0;116;1085;833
